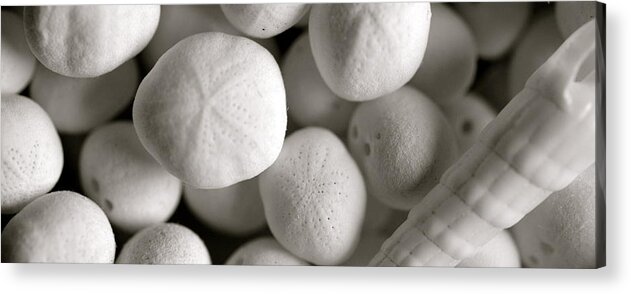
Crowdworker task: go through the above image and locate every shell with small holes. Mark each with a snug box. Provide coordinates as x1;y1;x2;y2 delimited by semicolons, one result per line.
309;3;431;101
1;94;64;214
133;32;287;189
347;86;459;210
79;121;182;234
116;223;211;265
1;191;116;263
259;127;366;265
441;92;497;153
23;5;160;78
226;237;309;265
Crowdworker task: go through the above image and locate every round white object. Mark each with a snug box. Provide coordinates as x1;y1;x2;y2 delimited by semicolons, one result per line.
226;237;309;266
455;2;532;60
133;32;287;189
1;191;116;263
347;86;459;210
512;165;598;268
441;92;497;152
79;121;182;234
116;223;211;264
457;230;521;268
282;32;357;136
259;127;366;265
221;4;310;38
24;5;160;78
30;59;138;134
1;10;37;94
309;3;431;101
183;177;266;236
410;3;477;105
1;94;64;214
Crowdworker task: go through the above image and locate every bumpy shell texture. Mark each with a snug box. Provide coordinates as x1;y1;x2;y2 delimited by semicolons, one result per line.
1;11;37;94
226;237;309;265
133;32;287;189
1;191;116;263
80;122;182;234
1;94;64;214
348;86;459;210
309;3;431;101
259;127;366;265
23;5;160;78
116;223;211;264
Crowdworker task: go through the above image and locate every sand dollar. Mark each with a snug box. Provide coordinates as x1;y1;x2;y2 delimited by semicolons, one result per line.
309;3;431;101
1;94;64;214
348;86;459;210
442;92;497;152
116;223;211;264
1;191;116;263
512;165;598;268
259;127;366;265
24;5;160;77
133;32;286;189
79;121;182;234
226;237;309;266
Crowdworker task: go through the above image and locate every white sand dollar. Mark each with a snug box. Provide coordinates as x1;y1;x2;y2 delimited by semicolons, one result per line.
442;92;497;152
133;32;287;189
140;5;280;70
183;177;266;236
259;127;366;265
282;33;357;136
1;191;116;263
30;59;139;134
1;94;64;214
455;2;532;60
221;4;310;38
457;230;521;268
116;223;211;264
226;237;309;266
348;86;459;210
556;1;597;39
309;3;431;101
508;12;564;97
410;3;477;105
24;5;160;78
80;121;182;234
1;10;37;94
512;165;598;268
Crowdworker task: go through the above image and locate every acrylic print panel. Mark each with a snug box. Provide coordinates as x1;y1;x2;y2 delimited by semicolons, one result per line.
0;1;605;268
